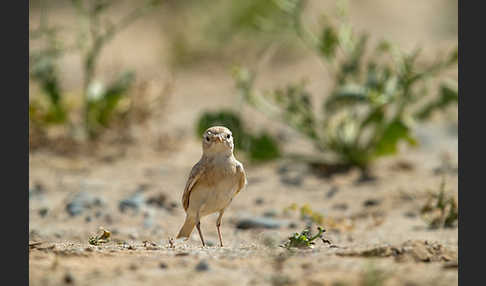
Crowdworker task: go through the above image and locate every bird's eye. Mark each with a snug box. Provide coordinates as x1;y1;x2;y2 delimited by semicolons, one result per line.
226;134;231;139
205;136;210;142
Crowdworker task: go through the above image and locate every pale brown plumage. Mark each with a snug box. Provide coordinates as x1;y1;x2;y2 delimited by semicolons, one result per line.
176;126;247;247
182;158;246;211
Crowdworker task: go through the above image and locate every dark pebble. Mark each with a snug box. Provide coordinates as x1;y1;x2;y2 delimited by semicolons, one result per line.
205;240;215;247
280;176;303;186
85;216;92;222
263;210;278;218
236;217;285;230
66;192;104;217
38;208;48;217
195;260;209;272
404;211;417;218
254;198;264;205
332;203;348;211
159;262;168;269
288;222;298;229
363;199;381;207
326;186;339;198
64;272;74;284
119;191;145;213
146;193;167;208
29;182;46;199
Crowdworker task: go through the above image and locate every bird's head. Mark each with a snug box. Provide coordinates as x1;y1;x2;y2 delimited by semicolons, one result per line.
202;126;234;156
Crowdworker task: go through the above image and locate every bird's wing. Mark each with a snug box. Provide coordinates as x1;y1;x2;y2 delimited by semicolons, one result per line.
182;160;205;211
235;163;247;195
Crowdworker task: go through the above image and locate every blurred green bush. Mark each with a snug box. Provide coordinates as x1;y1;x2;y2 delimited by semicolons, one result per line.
29;0;161;142
233;0;458;173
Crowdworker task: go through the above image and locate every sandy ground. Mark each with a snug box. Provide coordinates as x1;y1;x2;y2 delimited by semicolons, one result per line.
29;1;458;285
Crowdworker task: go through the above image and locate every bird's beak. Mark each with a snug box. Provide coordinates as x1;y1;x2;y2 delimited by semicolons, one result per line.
215;135;223;143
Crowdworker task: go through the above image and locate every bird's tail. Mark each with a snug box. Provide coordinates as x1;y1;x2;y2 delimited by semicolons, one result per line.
176;216;197;239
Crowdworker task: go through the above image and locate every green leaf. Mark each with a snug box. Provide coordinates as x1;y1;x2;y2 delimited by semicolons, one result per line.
416;82;458;120
373;120;416;156
360;107;385;129
319;26;339;59
97;71;135;126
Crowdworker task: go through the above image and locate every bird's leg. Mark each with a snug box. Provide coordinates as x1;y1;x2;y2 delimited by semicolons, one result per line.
196;222;205;247
196;212;205;247
216;210;225;247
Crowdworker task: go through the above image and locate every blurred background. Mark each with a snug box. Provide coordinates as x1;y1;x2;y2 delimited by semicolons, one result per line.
29;1;458;285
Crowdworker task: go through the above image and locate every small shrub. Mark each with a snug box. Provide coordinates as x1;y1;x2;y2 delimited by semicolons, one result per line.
280;226;327;249
29;0;162;141
233;0;458;173
421;179;458;229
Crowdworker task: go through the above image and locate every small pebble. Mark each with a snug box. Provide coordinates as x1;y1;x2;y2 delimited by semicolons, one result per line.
64;272;74;284
288;222;298;229
146;193;167;208
119;191;145;213
263;210;278;218
236;217;285;230
66;192;104;217
159;262;168;269
332;203;348;211
38;208;48;217
205;240;215;247
254;198;264;205
326;186;339;198
404;211;417;218
363;199;381;207
195;260;209;272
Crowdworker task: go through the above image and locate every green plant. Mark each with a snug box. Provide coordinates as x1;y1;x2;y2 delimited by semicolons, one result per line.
29;0;161;140
233;0;458;172
421;179;458;229
196;110;280;162
29;8;69;125
280;226;326;249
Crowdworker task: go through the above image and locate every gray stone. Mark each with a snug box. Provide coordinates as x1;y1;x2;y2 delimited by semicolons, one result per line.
66;192;105;217
326;186;339;198
195;260;209;272
119;191;145;213
263;209;278;218
29;183;45;200
236;216;285;230
38;208;48;217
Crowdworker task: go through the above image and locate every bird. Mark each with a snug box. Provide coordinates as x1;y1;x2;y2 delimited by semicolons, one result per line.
176;126;247;247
